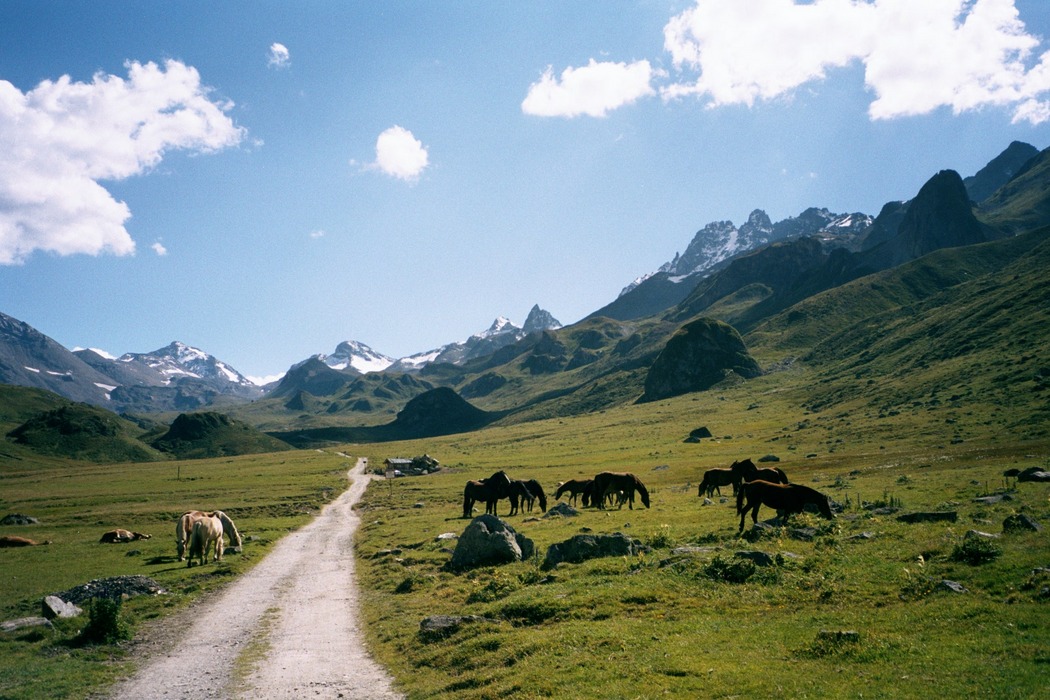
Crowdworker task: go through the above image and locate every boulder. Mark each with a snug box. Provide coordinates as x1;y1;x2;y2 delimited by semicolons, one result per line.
973;494;1012;505
1;513;39;525
542;532;639;570
1017;468;1050;483
1;616;54;634
758;454;781;463
54;575;167;604
449;515;534;570
41;595;82;620
543;502;578;518
1003;513;1041;533
419;614;497;641
938;580;968;594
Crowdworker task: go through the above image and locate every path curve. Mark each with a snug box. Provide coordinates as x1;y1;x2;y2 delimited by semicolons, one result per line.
107;458;403;700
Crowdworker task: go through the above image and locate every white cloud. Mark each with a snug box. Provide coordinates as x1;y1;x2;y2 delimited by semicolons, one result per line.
268;42;290;69
372;126;429;182
661;0;1050;123
0;59;244;265
309;229;325;239
522;59;657;118
151;240;167;256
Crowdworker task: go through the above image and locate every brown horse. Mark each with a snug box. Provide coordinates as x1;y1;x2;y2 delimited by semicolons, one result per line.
698;468;741;498
730;458;788;485
186;514;224;567
736;480;834;532
0;535;51;547
100;529;151;543
462;471;514;518
176;510;242;561
508;479;548;515
555;479;593;506
593;472;650;510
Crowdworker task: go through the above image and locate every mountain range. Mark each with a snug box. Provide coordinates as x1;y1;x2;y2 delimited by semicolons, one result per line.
1;139;1047;447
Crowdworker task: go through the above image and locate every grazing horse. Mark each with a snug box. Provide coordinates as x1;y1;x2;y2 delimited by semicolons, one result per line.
186;514;224;567
176;510;242;561
509;479;548;515
593;472;651;510
736;480;834;532
730;458;789;485
555;479;593;506
698;468;741;498
100;529;151;543
462;471;514;518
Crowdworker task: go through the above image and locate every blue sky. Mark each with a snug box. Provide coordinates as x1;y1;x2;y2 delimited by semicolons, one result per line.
2;1;1049;382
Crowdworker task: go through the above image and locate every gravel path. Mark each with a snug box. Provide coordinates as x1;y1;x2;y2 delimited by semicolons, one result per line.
106;458;403;700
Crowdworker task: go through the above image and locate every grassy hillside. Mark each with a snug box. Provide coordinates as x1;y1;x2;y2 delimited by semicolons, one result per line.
347;364;1050;699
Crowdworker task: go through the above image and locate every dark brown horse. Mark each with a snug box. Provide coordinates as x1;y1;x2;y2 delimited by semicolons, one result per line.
508;479;547;515
736;480;834;532
730;458;788;485
593;472;650;510
462;471;514;518
555;479;592;506
698;468;741;498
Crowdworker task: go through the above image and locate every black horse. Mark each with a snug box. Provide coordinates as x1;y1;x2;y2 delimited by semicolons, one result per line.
736;480;833;532
698;467;741;498
508;479;547;515
462;471;514;518
730;458;788;485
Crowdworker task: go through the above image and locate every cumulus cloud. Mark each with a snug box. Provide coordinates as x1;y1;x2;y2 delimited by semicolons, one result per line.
371;126;429;182
661;0;1050;123
268;42;290;69
151;240;168;256
0;59;244;265
522;59;657;117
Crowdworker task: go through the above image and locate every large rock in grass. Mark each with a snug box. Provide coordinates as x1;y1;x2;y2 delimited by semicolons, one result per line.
542;532;639;570
449;515;534;570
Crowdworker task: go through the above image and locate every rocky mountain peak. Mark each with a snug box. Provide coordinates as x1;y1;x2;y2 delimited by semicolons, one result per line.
522;305;562;334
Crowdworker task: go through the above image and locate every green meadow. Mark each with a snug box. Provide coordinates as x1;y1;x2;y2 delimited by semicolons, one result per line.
1;362;1048;699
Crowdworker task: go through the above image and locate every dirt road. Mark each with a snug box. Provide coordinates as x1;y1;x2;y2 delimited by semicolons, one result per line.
106;458;403;700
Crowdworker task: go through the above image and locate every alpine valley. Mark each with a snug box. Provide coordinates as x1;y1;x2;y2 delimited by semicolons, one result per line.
1;140;1048;457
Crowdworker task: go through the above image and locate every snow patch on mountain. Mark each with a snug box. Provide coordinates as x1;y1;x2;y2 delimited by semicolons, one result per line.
318;340;395;374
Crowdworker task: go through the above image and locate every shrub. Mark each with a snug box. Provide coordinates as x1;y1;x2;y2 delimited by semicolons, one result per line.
75;597;131;645
950;536;1002;565
704;555;756;583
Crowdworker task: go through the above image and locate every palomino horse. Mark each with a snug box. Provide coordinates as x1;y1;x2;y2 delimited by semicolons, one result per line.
555;479;593;506
508;479;548;515
730;458;788;485
176;510;242;561
698;468;741;498
592;472;651;510
186;514;224;567
100;529;151;543
736;480;834;532
462;471;514;518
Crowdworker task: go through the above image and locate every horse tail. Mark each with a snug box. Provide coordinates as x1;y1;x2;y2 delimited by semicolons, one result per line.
213;510;242;549
736;483;747;515
634;475;651;508
776;467;789;483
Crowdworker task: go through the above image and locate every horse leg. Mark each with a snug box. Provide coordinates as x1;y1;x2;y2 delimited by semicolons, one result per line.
216;534;224;562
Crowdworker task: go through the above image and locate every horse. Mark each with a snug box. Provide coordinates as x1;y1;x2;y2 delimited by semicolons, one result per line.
508;479;547;515
730;458;789;485
0;535;51;547
186;514;224;567
462;471;514;518
736;480;834;532
592;472;650;510
100;529;151;543
555;479;592;506
698;468;741;498
176;510;242;561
